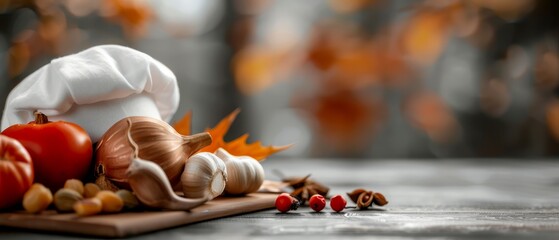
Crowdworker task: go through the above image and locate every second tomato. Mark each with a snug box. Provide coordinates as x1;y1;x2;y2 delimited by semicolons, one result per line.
2;112;93;190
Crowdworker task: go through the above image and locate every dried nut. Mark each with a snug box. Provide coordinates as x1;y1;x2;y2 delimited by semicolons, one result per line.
96;190;124;213
373;192;388;206
74;198;102;216
23;183;53;213
84;183;101;198
357;191;374;209
347;188;367;203
64;179;84;195
115;189;139;210
54;188;83;212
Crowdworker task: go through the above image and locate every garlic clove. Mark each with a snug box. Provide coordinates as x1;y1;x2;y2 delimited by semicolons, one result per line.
215;148;265;195
126;157;207;210
182;152;227;200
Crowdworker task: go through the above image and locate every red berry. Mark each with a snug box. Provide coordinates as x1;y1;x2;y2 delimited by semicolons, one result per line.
309;194;326;212
275;193;298;213
330;194;347;212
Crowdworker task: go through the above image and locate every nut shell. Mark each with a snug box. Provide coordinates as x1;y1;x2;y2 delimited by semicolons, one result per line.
95;190;124;213
23;184;53;213
84;183;101;198
54;188;83;212
64;179;84;195
74;198;102;216
115;189;139;210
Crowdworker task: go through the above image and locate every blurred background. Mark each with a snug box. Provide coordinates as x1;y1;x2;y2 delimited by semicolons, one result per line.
0;0;558;159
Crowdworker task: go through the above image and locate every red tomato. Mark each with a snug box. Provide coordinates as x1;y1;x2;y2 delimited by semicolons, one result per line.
2;112;93;190
0;134;34;209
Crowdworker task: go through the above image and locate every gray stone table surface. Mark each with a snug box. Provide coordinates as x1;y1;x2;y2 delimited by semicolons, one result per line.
1;159;559;239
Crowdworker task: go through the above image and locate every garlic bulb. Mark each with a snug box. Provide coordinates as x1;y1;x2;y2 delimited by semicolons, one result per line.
182;152;227;200
95;116;212;189
124;119;207;210
215;148;265;195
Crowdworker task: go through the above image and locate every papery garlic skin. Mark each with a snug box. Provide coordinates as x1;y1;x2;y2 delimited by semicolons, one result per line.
182;152;227;200
95;116;211;189
125;118;207;211
215;148;265;195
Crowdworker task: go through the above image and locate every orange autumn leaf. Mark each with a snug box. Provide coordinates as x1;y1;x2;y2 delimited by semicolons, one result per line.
174;108;290;160
223;134;291;161
173;111;192;136
199;109;241;154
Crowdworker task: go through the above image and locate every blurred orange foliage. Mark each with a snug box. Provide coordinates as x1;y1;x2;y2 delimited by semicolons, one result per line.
102;0;152;38
329;0;378;14
405;92;459;143
546;100;559;141
233;46;283;95
399;1;463;65
8;42;30;78
294;87;385;154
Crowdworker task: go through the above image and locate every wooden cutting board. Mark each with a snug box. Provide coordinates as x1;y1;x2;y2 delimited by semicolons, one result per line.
0;193;277;238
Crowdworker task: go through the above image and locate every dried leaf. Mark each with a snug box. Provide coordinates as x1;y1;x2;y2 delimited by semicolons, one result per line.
224;134;291;161
172;111;192;136
198;109;241;153
281;174;329;204
198;109;291;160
258;180;289;193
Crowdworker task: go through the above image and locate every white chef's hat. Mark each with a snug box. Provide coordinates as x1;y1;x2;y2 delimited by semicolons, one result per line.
1;45;180;142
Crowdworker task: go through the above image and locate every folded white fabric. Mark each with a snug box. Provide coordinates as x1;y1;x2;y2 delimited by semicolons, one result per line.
1;45;179;142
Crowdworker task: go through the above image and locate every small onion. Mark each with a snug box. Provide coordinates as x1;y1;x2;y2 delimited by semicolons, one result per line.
95;116;211;189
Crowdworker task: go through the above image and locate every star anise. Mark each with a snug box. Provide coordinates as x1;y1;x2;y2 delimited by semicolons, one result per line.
347;188;389;209
282;174;329;204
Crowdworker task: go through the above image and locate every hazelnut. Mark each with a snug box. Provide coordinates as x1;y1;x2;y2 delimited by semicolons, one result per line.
115;189;139;210
74;198;102;216
54;188;83;212
23;183;53;213
95;190;124;213
83;183;101;198
64;179;84;195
